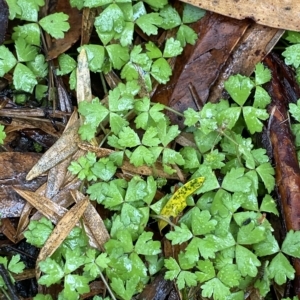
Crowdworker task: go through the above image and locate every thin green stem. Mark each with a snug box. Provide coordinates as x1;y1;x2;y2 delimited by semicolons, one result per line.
98;268;117;300
0;287;11;300
150;102;185;118
100;72;108;95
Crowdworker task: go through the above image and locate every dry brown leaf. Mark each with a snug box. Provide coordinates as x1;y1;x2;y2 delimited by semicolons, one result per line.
13;188;67;224
71;190;110;251
15;183;47;242
45;157;72;199
26;119;80;180
81;7;96;45
0;218;17;243
0;152;46;218
36;196;89;277
180;0;300;31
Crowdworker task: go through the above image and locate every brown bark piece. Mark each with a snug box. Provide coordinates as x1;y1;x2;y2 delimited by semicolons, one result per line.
137;272;173;300
152;12;250;126
180;0;300;31
0;152;46;218
264;53;300;296
208;23;283;102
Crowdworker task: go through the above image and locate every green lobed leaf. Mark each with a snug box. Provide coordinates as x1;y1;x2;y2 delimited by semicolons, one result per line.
217;264;241;287
106;44;130;69
268;252;295;285
163;38;183;58
91;158;117;181
64;248;85;274
224;74;255;106
253;230;280;256
13;63;38;93
38;257;64;286
182;3;206;23
7;254;25;274
162;148;185;165
0;45;17;77
111;275;139;300
236;245;261;277
136;13;162;36
282;230;300;258
6;0;22;20
117;126;140;148
243;106;269;134
145;41;162;59
201;278;231;300
180;146;201;171
164;257;181;280
282;44;300;68
177;270;198;290
78;98;109;128
12;23;40;46
159;5;181;30
64;274;90;296
143;0;168;9
156;118;180;147
24;217;54;247
237;221;266;245
39;12;70;39
150;57;172;84
145;255;164;275
253;86;271;109
256;162;275;193
15;38;39;62
17;0;44;22
78;45;105;72
254;63;271;85
284;31;300;43
222;168;252;193
191;207;217;235
128;146;158;166
289;100;300;122
135;231;161;255
166;224;193;245
195;260;215;283
176;24;198;47
260;194;279;215
0;125;6;144
26;55;48;80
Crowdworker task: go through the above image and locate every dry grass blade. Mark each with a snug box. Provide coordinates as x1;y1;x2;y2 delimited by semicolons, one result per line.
45;157;72;199
71;190;110;251
180;0;300;31
77;48;92;103
15;183;47;242
13;188;67;224
36;196;89;277
26;119;80;180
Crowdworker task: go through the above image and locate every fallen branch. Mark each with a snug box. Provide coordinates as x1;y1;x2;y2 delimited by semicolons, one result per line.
264;53;300;296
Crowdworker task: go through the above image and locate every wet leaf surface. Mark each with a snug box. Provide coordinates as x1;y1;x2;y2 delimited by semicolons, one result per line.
0;152;46;218
181;0;300;31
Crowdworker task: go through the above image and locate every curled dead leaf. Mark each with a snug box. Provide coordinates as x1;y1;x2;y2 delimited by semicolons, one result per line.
36;196;89;278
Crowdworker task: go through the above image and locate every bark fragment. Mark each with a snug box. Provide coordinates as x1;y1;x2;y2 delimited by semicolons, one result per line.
264;53;300;296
